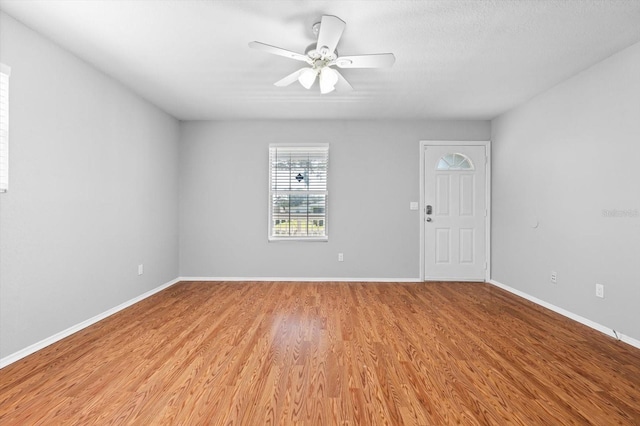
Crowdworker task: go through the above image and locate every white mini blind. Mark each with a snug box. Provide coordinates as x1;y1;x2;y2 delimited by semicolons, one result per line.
0;63;10;193
269;144;329;240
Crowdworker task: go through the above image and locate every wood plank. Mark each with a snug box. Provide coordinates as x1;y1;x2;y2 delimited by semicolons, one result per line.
1;281;639;424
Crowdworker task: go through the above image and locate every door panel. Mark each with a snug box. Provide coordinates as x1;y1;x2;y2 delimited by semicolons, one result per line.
436;175;450;215
436;229;451;264
459;175;474;216
459;228;474;264
424;145;487;281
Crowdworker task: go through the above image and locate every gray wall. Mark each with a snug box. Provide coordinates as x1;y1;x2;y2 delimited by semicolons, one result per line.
491;42;640;341
0;13;180;358
179;120;490;279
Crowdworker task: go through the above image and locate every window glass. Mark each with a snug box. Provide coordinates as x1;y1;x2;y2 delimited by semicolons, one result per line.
269;145;329;240
436;153;474;171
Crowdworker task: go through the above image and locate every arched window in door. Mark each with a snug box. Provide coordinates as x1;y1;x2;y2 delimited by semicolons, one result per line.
436;153;474;171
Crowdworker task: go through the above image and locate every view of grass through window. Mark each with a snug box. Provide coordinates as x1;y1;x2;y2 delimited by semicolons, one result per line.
269;145;328;240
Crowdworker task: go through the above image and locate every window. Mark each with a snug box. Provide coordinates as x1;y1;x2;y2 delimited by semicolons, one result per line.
0;63;10;193
269;144;328;241
436;153;474;171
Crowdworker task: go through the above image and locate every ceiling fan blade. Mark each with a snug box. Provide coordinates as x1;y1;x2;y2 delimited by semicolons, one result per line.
333;69;354;92
335;53;396;69
274;68;308;87
316;15;346;56
248;41;310;63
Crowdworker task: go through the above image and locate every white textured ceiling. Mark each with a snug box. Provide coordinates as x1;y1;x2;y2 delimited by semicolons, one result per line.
1;0;640;120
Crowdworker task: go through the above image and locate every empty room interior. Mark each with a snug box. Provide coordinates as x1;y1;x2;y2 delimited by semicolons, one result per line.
1;0;639;424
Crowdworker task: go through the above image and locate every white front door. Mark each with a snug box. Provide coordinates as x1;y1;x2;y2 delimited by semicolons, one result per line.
423;144;487;281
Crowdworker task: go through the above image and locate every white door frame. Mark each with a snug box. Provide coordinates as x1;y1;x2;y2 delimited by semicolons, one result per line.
419;140;491;281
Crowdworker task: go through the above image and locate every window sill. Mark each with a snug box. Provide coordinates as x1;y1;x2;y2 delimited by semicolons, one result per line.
268;236;329;242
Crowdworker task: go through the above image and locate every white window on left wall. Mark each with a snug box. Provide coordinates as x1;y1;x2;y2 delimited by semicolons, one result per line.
0;63;11;193
268;144;329;241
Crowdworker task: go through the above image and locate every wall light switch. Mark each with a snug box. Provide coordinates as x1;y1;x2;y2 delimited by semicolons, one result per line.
596;283;604;298
410;202;419;210
138;264;144;275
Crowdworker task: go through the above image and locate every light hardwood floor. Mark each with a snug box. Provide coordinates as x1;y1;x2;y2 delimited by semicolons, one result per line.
1;281;639;425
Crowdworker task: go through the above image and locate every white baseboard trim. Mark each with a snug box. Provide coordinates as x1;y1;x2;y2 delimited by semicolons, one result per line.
0;277;180;369
488;279;640;350
179;276;422;283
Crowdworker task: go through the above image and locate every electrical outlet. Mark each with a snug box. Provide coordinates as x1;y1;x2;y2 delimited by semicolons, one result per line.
338;253;344;262
550;271;557;284
138;264;144;276
595;283;604;298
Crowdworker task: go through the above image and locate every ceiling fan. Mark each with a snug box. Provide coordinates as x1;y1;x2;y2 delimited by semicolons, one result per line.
249;15;395;94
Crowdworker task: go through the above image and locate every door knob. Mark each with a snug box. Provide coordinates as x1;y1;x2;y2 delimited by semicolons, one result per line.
426;217;432;222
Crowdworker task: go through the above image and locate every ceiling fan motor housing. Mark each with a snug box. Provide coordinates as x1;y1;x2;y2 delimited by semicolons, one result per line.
305;43;337;62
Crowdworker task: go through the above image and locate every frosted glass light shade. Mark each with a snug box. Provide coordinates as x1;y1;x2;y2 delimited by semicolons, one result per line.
319;67;338;94
298;68;317;89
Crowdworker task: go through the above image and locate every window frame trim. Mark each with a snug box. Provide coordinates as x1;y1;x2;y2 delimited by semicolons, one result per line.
268;143;329;242
0;63;11;193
